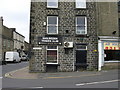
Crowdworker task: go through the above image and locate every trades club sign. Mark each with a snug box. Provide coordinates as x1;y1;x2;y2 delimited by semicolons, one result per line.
38;37;62;45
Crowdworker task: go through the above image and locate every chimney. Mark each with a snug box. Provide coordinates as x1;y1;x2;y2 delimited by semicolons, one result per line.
0;16;3;34
0;16;3;24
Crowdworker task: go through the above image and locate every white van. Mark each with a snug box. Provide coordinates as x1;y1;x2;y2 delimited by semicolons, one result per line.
5;51;21;62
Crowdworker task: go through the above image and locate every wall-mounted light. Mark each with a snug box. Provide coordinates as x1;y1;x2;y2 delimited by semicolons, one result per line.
112;31;116;35
43;22;46;26
66;30;69;33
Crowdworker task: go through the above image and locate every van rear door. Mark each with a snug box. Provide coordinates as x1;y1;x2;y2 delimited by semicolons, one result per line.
5;52;14;61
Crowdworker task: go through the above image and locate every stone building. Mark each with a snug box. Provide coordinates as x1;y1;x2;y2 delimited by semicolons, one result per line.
0;17;27;64
118;1;120;37
0;17;3;64
97;2;120;70
29;0;98;72
24;41;30;55
13;28;25;57
13;29;25;50
0;17;14;64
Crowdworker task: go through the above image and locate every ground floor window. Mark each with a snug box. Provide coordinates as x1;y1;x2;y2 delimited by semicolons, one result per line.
46;46;58;64
104;50;120;61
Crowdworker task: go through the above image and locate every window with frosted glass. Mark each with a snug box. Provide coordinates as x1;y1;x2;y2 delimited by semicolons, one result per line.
76;17;87;34
47;16;58;34
76;0;86;8
47;46;58;63
47;0;58;8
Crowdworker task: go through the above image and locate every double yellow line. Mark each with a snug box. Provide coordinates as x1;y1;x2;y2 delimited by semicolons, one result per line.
45;73;101;79
4;66;101;79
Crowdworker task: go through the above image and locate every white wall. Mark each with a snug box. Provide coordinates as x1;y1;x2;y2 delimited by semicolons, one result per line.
98;40;105;71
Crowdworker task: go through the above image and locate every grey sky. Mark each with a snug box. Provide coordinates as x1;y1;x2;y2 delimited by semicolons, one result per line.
0;0;30;42
0;0;119;43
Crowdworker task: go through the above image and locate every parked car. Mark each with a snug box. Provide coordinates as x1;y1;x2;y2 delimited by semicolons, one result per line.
21;55;28;61
5;51;21;62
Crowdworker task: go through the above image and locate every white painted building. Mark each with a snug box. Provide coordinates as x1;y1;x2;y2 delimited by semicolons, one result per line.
98;36;120;71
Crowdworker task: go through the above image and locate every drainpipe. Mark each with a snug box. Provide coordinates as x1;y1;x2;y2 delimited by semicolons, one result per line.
0;17;3;64
73;47;75;71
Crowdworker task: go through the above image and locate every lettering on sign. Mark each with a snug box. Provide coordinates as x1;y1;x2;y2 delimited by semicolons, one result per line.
104;42;120;50
38;37;62;45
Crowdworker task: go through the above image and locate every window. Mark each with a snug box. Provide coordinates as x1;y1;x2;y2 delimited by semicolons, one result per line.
47;46;58;64
47;0;58;8
76;17;87;34
8;41;10;48
3;40;6;47
76;45;87;50
118;1;120;12
47;16;58;34
76;0;86;8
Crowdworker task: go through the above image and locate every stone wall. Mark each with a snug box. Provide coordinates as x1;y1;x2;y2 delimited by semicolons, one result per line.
29;2;98;72
0;17;3;64
0;17;14;64
96;2;119;37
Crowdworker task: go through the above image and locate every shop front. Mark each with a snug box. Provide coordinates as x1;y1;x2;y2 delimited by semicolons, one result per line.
104;41;120;61
98;36;120;71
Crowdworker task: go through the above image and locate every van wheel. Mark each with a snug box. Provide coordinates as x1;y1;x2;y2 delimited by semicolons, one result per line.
4;61;7;65
2;61;7;65
13;60;16;63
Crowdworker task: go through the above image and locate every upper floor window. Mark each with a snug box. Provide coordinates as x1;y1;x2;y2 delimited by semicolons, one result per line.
76;17;87;34
3;40;6;47
8;41;10;48
47;0;58;8
47;16;58;34
118;1;120;12
76;0;86;8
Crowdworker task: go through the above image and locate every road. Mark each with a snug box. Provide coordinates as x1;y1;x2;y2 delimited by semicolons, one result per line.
1;62;120;89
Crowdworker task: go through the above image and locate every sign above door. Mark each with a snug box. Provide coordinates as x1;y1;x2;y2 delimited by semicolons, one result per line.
38;36;62;45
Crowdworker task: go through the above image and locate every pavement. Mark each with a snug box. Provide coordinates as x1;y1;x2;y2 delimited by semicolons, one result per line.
5;66;38;79
4;66;104;80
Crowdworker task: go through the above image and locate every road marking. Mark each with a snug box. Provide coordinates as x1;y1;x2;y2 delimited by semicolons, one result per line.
4;66;39;79
4;66;28;78
76;79;120;86
29;87;43;88
45;73;101;79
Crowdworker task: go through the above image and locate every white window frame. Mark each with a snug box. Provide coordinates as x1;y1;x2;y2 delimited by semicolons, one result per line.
47;16;58;34
47;0;58;8
76;45;87;50
76;16;87;34
76;0;86;8
46;46;58;64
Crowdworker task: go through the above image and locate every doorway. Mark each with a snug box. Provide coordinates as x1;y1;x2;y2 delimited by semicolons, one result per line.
75;44;87;71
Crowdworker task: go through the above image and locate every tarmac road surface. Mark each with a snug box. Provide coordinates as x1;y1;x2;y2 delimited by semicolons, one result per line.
1;62;120;89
